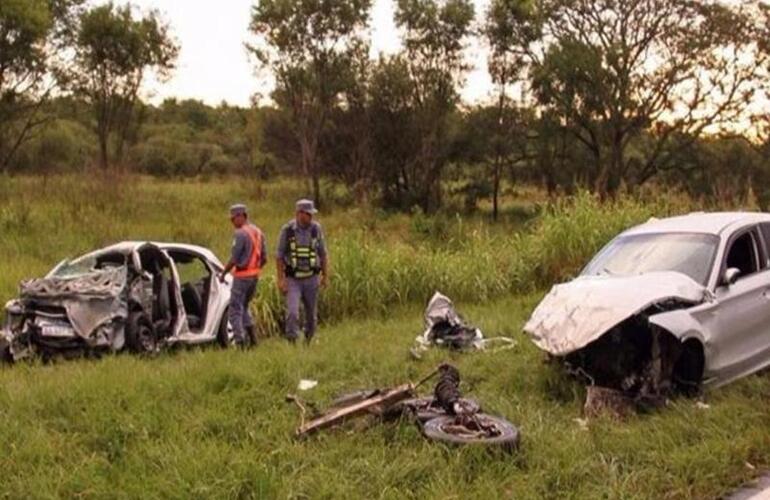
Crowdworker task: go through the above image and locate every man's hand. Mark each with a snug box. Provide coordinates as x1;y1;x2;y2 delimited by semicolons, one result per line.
320;274;329;289
278;278;288;294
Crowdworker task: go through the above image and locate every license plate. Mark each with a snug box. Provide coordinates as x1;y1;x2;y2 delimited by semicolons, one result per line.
38;320;76;338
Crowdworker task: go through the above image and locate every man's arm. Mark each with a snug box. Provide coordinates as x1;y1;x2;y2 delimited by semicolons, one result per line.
259;230;268;269
317;225;330;287
320;255;330;287
220;259;236;281
219;230;246;282
276;226;288;293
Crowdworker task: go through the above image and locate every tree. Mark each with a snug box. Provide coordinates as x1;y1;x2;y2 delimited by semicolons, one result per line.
484;0;531;219
494;0;770;198
456;104;530;215
249;0;372;207
0;0;84;171
73;2;177;170
369;0;474;212
321;41;374;198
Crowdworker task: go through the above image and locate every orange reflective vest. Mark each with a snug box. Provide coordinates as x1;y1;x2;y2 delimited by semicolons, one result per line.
233;225;263;279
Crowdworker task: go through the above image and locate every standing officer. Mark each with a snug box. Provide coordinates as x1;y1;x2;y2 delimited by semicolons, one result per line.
219;204;267;347
276;199;329;344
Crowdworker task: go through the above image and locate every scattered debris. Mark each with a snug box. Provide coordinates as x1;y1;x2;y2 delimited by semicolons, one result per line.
395;396;481;423
421;364;520;451
411;292;515;358
584;386;635;419
288;363;520;452
295;384;415;437
298;379;319;391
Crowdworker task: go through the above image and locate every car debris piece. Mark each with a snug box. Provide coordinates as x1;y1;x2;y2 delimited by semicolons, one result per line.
1;242;233;363
289;364;521;453
298;379;319;391
393;397;482;423
525;212;770;401
295;384;416;437
422;414;520;452
583;386;635;419
411;292;515;357
420;363;520;452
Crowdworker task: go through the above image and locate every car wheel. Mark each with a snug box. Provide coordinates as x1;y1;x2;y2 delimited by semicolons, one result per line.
216;309;230;348
126;312;157;354
673;340;704;397
422;414;520;453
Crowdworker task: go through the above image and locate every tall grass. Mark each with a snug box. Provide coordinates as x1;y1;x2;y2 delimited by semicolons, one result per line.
0;175;702;336
294;191;696;338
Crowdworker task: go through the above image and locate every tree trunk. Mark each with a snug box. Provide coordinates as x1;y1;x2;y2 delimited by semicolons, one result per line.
492;159;501;222
312;167;321;208
98;130;109;170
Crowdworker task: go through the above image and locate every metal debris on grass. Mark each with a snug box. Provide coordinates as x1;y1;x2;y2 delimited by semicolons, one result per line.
410;292;516;359
287;363;520;452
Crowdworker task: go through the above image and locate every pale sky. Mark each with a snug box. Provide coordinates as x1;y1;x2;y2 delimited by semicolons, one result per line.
125;0;494;107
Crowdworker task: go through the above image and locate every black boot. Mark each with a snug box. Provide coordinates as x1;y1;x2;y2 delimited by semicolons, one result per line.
246;326;257;347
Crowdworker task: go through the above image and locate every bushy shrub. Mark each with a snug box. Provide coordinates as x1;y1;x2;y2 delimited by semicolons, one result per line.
10;120;95;173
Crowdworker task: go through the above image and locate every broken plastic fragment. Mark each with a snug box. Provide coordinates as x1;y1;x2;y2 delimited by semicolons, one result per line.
298;379;319;391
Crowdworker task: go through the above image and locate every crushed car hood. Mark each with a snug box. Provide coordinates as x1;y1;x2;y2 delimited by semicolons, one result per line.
524;271;708;356
20;267;126;299
18;267;127;339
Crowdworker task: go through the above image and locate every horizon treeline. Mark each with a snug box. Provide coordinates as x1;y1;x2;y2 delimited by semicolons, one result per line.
4;0;770;214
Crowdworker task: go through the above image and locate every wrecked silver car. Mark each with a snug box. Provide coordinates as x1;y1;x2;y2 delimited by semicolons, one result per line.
0;242;231;361
525;212;770;397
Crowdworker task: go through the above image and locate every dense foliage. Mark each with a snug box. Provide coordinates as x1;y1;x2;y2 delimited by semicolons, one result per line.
4;0;770;211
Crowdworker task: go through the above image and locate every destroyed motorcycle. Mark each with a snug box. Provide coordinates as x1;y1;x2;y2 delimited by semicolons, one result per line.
289;364;520;453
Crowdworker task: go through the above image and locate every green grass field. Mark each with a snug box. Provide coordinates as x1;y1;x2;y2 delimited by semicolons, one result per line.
1;175;769;498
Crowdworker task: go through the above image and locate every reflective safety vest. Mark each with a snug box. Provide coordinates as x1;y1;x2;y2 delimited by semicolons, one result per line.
286;224;321;279
233;225;263;279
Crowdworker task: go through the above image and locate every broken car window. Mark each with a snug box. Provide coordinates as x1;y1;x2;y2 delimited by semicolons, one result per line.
52;252;127;277
582;233;718;285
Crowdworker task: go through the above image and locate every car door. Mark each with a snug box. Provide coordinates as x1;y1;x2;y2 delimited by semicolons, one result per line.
706;225;770;380
162;246;229;343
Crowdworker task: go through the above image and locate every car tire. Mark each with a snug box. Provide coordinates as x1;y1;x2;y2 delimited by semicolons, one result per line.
216;309;230;348
126;312;157;354
673;340;704;397
422;414;520;452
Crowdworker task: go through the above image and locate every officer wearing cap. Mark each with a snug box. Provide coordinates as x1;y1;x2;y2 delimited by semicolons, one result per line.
276;199;329;344
219;204;267;347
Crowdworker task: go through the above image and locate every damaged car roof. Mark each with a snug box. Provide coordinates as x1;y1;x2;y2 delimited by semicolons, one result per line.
69;242;224;269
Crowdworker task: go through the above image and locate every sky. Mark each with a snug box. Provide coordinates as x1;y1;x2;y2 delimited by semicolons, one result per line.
127;0;494;107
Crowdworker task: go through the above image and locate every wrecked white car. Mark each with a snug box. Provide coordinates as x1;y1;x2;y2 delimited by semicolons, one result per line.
525;212;770;397
0;242;231;362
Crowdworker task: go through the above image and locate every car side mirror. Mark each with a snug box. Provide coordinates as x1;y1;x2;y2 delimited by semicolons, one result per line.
721;267;741;287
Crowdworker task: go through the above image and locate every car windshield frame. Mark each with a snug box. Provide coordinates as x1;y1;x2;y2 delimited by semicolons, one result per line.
581;231;720;286
51;251;128;278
